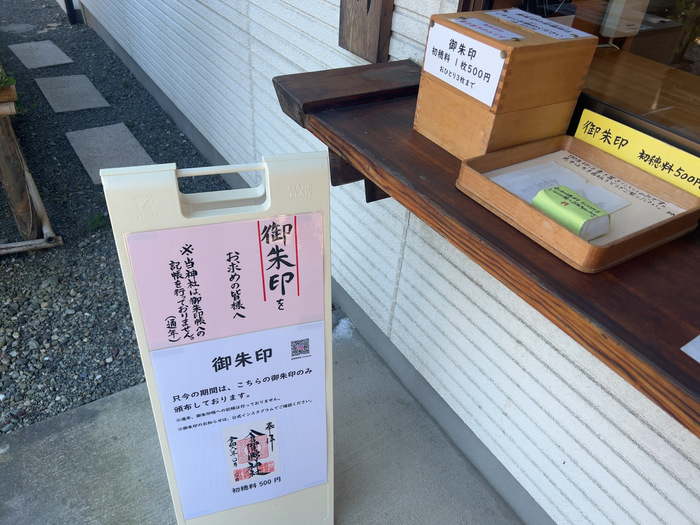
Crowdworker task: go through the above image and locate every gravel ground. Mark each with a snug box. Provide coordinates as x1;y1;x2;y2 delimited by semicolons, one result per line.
0;1;225;433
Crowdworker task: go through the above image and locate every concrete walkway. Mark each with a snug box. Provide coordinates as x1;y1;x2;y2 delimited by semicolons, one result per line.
0;309;523;524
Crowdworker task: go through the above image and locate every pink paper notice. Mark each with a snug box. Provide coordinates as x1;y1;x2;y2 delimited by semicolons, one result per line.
125;212;325;351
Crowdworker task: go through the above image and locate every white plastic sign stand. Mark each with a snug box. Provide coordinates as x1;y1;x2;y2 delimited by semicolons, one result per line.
101;152;333;525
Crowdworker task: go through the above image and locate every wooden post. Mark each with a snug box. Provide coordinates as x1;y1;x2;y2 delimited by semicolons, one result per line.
0;116;42;240
339;0;394;63
0;85;18;103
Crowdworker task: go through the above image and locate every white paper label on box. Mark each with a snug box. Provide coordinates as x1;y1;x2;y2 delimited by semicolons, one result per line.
423;22;504;107
450;17;524;41
151;320;327;519
682;334;700;364
488;9;592;39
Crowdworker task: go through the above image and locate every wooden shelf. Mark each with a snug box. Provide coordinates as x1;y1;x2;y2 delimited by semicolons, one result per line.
273;58;700;438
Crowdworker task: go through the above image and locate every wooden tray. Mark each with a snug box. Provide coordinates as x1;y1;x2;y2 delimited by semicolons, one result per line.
457;135;700;272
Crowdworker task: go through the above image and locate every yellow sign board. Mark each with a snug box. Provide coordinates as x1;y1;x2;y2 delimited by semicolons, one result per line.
574;109;700;198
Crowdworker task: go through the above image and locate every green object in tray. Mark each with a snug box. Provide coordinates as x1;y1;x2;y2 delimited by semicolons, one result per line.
532;185;610;241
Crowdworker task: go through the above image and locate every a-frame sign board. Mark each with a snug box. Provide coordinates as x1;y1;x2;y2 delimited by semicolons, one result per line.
101;152;333;524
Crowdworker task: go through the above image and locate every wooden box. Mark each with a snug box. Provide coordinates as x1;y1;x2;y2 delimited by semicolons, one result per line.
414;10;598;160
457;135;700;272
0;66;17;104
0;85;17;103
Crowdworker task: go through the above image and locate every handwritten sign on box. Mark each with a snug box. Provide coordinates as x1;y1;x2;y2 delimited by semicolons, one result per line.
422;20;505;107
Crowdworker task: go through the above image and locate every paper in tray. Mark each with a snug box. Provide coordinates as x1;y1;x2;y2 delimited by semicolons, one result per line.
457;136;700;272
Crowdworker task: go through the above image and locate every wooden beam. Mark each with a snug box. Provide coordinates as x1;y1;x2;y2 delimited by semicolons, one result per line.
364;178;390;202
329;149;364;186
273;59;420;128
0;85;18;103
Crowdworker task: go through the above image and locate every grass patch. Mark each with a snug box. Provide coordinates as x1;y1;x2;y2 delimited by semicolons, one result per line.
88;212;110;231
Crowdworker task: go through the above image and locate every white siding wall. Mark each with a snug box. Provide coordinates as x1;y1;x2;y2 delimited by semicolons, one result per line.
81;1;700;523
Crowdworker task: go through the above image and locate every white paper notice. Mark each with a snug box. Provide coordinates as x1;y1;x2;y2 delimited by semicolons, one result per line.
682;334;700;364
150;320;327;519
423;21;504;107
487;9;592;39
450;17;524;41
491;161;630;213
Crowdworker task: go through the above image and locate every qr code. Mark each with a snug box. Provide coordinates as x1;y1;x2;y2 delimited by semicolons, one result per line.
291;338;310;358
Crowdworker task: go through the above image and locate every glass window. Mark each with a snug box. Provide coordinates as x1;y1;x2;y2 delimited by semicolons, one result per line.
460;0;698;74
458;1;700;145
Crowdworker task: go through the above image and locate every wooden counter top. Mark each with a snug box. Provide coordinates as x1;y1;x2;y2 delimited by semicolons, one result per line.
273;57;700;438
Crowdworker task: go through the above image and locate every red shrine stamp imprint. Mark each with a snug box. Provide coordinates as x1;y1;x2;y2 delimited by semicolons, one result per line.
223;418;279;484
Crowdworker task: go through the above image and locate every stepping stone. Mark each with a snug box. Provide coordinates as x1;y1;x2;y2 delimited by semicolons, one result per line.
1;24;36;34
8;40;72;69
35;75;109;113
66;123;154;184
